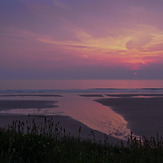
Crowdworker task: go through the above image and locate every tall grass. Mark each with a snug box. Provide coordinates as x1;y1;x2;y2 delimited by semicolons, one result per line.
0;117;163;162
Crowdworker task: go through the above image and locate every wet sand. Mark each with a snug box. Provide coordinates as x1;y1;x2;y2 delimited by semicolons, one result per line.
0;99;119;144
0;100;58;109
106;94;163;98
96;97;163;138
0;115;119;144
80;94;104;97
0;94;63;97
3;95;163;142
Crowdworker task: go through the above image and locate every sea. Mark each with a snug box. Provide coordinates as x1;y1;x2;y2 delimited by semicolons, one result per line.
0;79;163;91
0;79;163;140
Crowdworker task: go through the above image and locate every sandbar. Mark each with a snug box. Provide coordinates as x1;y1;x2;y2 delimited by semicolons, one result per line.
96;97;163;138
106;94;163;97
80;94;104;97
0;100;58;109
0;94;63;97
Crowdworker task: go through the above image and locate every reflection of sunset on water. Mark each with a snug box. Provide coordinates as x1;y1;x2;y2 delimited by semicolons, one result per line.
58;95;131;140
0;92;131;140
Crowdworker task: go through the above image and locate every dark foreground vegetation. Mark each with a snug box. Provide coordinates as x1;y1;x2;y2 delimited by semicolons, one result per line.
0;118;163;163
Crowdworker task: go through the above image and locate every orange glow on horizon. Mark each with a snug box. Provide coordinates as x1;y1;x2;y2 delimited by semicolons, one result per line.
35;25;163;70
1;0;163;80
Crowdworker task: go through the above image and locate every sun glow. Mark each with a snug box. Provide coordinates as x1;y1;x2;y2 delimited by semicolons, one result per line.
35;24;163;71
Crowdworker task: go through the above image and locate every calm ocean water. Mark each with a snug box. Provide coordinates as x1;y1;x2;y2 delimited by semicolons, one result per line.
0;80;163;93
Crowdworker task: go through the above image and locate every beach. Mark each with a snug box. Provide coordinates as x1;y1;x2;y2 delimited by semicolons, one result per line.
0;92;163;143
0;114;119;144
96;95;163;138
0;97;120;144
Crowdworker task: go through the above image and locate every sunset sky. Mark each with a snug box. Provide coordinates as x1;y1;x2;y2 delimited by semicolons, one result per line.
0;0;163;79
